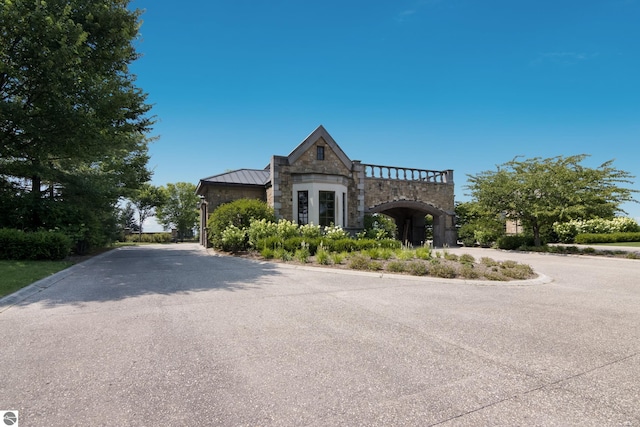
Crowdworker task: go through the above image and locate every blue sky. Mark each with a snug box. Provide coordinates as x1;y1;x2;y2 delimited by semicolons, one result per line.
129;0;640;229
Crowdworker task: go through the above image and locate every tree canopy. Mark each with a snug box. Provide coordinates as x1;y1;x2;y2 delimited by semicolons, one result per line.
0;0;153;250
130;183;165;239
466;155;637;246
155;182;199;240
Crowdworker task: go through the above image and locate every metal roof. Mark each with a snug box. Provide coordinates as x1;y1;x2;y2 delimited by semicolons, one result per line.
200;169;270;186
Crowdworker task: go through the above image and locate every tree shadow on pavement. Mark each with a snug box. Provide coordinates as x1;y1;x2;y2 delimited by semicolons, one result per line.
14;244;282;308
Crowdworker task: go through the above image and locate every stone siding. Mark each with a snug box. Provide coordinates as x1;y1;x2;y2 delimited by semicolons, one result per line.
202;185;267;213
276;138;357;225
364;178;454;212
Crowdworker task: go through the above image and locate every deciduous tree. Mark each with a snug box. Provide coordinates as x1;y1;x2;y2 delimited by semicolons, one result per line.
130;183;165;241
466;155;637;246
155;182;199;240
0;0;153;249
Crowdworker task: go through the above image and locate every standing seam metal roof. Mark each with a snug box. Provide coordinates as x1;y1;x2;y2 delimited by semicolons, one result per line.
200;169;270;186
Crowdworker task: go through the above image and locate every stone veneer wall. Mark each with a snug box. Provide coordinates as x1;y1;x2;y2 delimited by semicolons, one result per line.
202;185;267;213
364;178;454;212
273;138;359;226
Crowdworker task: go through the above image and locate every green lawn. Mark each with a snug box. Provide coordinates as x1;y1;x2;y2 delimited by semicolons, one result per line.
0;260;74;298
594;242;640;247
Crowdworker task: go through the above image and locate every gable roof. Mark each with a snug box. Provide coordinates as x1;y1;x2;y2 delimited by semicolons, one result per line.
286;125;352;170
199;169;270;186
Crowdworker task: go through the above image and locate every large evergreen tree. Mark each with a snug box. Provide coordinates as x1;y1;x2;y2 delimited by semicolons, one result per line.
0;0;153;249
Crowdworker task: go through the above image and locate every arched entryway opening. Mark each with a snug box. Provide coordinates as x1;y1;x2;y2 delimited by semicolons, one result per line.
367;200;456;248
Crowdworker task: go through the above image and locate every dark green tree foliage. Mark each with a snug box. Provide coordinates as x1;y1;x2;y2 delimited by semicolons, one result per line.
466;155;637;246
155;182;199;240
207;199;275;248
0;0;153;250
455;201;505;247
118;201;139;232
363;214;397;239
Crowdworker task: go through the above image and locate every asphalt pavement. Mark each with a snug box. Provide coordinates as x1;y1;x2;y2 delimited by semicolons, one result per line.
1;243;639;426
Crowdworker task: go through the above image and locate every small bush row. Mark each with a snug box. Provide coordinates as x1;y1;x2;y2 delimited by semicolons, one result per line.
255;236;401;255
0;228;71;260
124;233;173;243
574;232;640;244
496;235;535;250
553;218;639;243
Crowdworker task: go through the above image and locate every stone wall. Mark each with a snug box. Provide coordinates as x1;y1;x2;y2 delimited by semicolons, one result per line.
364;178;454;212
275;138;358;225
201;185;267;213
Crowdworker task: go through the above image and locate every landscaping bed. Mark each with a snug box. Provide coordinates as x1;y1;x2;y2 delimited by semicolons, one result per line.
233;248;537;282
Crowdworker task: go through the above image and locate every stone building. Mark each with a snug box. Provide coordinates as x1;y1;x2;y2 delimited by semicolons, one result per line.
196;126;457;247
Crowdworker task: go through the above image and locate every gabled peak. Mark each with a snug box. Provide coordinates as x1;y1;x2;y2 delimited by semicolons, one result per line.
287;125;352;169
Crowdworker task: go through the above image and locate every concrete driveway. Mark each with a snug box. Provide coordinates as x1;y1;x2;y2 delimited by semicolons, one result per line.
1;243;639;426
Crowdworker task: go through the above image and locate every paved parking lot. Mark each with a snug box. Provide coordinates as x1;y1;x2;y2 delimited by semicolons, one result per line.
1;243;639;426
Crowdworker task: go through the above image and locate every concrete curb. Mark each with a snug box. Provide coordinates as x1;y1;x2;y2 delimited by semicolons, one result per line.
0;249;118;313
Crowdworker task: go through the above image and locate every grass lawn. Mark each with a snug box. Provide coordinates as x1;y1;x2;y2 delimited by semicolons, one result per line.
0;260;74;299
594;242;640;247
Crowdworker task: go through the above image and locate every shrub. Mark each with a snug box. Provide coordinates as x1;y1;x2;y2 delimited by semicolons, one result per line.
362;214;397;240
396;249;415;261
260;247;275;259
256;236;284;251
459;254;475;265
247;218;279;248
480;257;499;267
315;248;331;265
575;232;640;244
294;248;310;263
474;230;498;247
386;260;407;273
415;247;431;260
460;264;479;279
274;248;292;262
323;225;350;240
276;219;300;239
330;252;346;265
553;218;640;243
299;223;322;239
207;199;274;248
220;225;247;252
407;261;428;276
443;251;458;261
379;248;394;260
500;262;534;280
348;253;372;270
0;229;71;260
430;262;457;278
484;271;507;281
497;235;535;250
367;247;381;259
124;232;172;243
324;238;357;253
282;237;319;255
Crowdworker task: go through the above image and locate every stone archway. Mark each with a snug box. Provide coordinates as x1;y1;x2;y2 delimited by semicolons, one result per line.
367;200;456;248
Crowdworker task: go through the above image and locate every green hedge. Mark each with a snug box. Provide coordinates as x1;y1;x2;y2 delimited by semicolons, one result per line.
496;235;535;250
0;229;72;260
574;232;640;244
124;233;173;243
